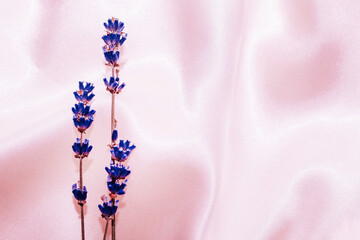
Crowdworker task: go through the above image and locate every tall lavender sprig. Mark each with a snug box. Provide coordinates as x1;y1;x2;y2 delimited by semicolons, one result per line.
72;81;95;240
99;18;135;240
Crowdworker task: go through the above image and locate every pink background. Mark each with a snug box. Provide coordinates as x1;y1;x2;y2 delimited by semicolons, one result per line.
1;0;360;239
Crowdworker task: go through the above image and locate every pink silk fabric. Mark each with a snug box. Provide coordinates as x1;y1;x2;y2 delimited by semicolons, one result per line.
1;0;360;239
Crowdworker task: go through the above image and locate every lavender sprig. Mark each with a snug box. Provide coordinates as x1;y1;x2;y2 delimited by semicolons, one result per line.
99;18;135;240
72;81;95;240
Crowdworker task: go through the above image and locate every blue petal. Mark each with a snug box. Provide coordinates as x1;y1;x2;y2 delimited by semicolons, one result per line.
119;37;126;46
79;82;84;91
79;117;85;125
109;77;115;84
73;117;79;127
112;130;118;142
119;83;126;91
74;92;81;101
87;145;93;153
124;140;130;149
102;35;111;45
87;84;94;93
108;19;114;31
87;93;95;101
114;20;119;31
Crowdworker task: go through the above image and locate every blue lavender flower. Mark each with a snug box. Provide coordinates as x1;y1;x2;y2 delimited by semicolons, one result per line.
104;18;125;33
72;183;87;204
73;116;94;132
111;140;136;161
119;140;136;151
107;178;127;195
110;142;136;162
72;138;93;158
103;50;120;65
79;81;95;93
98;196;119;218
103;77;125;94
105;162;131;179
74;90;95;104
72;102;96;118
112;130;118;143
73;82;95;104
102;33;121;48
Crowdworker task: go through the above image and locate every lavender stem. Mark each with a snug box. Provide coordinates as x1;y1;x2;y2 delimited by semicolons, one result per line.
110;66;116;240
81;205;85;240
112;215;115;240
80;132;85;240
103;219;109;240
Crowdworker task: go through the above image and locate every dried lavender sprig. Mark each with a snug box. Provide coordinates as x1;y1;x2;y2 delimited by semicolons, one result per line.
72;81;95;240
100;17;134;240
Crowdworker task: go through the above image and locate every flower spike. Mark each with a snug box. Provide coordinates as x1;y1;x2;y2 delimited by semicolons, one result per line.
100;18;133;238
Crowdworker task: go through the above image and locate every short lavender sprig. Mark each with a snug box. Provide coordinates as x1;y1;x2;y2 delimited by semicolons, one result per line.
99;18;135;240
72;81;95;240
